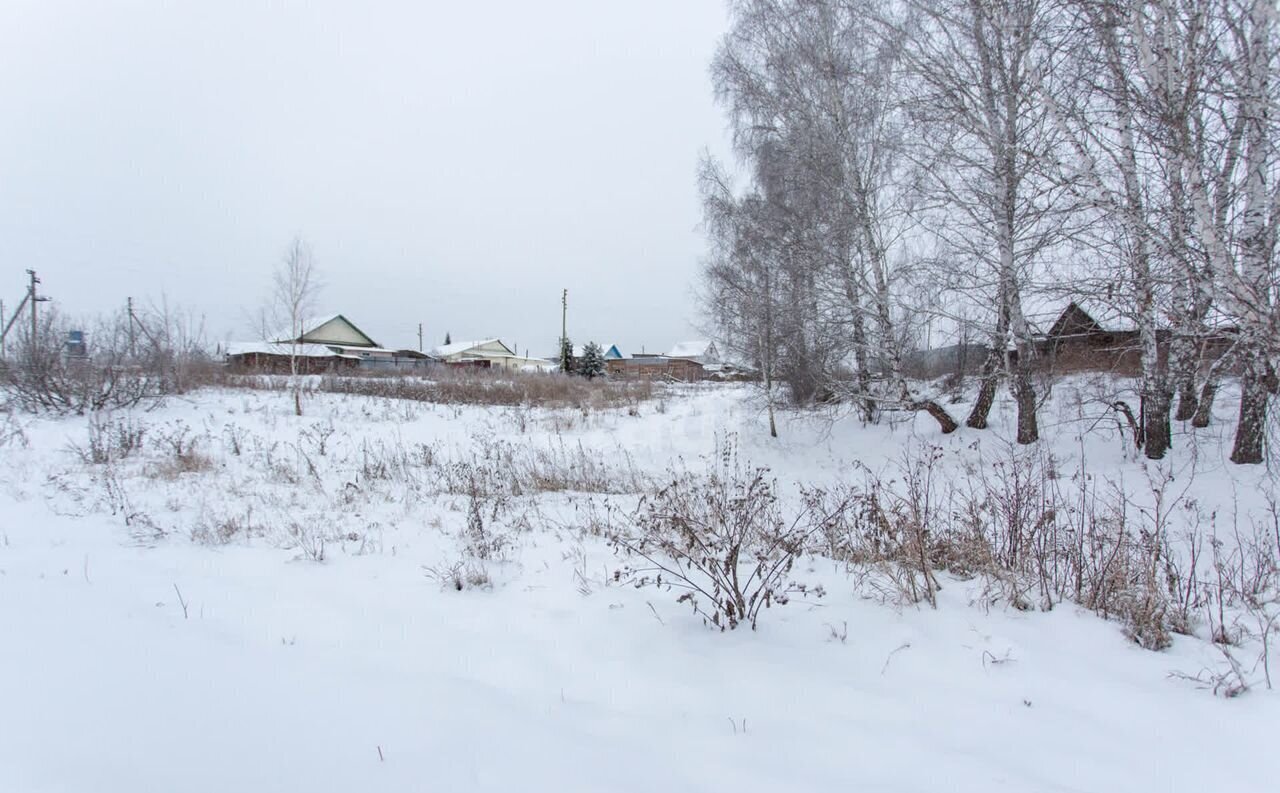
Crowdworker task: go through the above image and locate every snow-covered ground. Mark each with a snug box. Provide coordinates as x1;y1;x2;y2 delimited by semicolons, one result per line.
1;379;1276;792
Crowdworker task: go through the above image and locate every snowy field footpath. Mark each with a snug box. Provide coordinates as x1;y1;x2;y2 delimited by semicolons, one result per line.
1;379;1277;792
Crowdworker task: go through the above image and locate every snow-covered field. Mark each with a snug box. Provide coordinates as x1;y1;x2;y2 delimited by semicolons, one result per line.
1;379;1276;792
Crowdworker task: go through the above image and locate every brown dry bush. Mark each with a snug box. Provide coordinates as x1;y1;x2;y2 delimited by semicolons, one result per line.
0;411;26;449
812;440;1279;658
190;508;268;545
144;420;214;479
1;307;226;414
3;354;170;415
71;413;147;465
423;560;493;591
608;446;831;631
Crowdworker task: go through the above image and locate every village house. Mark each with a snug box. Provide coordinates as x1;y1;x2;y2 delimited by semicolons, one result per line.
903;299;1238;379
665;340;720;364
431;338;552;372
1035;300;1145;372
1036;300;1235;374
590;341;725;380
606;355;707;382
590;343;623;361
226;314;435;373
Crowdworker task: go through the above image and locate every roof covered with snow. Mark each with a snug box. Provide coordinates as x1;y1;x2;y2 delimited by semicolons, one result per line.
665;341;718;360
271;314;379;348
225;341;352;359
430;339;515;358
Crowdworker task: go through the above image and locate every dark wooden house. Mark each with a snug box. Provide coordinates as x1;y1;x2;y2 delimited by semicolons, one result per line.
606;354;706;382
1037;301;1236;375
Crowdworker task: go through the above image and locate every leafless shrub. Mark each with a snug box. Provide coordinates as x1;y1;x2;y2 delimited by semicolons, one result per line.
2;355;169;415
1171;643;1252;698
1121;581;1173;651
152;421;198;459
809;448;958;608
99;463;131;518
1164;524;1206;637
147;420;213;478
285;440;324;489
262;444;301;485
573;496;626;539
808;438;1279;658
608;444;828;630
288;521;328;562
191;507;265;545
423;560;493;591
98;465;162;541
460;472;510;561
72;413;147;465
1192;496;1280;683
938;442;1183;649
0;411;27;448
566;544;598;596
358;438;395;482
222;423;250;456
1246;601;1279;691
1;307;173;414
299;420;338;457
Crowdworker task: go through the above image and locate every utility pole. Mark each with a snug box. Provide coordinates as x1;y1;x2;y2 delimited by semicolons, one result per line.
28;270;39;348
0;292;30;355
559;288;570;373
127;297;137;358
123;297;159;356
9;269;51;363
418;322;423;352
1;273;47;358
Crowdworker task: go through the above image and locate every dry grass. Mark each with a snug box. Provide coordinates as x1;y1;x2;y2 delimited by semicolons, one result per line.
0;411;27;448
808;439;1280;663
146;450;215;481
220;369;656;410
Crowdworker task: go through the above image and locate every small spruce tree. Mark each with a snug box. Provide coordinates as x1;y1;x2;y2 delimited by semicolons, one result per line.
444;331;452;346
559;336;575;375
580;342;606;379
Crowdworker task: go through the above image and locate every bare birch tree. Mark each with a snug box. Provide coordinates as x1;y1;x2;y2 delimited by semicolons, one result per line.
899;0;1075;444
266;237;320;417
1046;0;1178;457
1056;0;1276;461
701;159;783;437
708;0;958;432
1217;0;1278;463
1121;0;1228;435
700;0;1275;461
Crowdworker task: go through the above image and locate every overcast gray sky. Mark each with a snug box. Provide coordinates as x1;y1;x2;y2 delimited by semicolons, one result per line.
0;1;731;356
